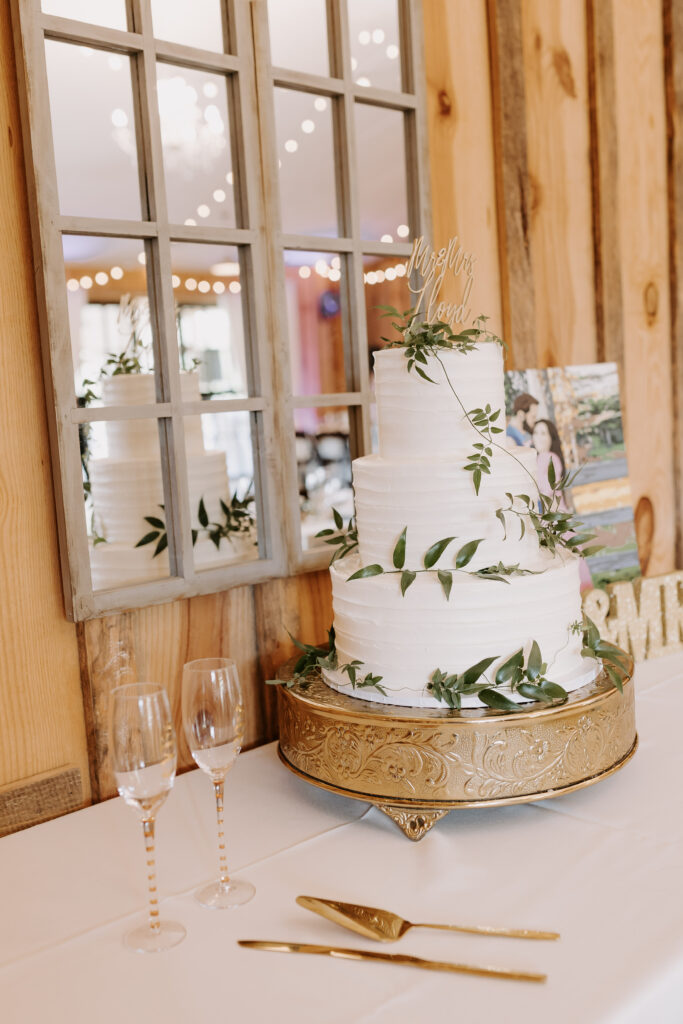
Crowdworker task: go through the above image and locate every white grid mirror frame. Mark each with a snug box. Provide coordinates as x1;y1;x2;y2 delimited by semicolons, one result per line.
11;0;430;619
253;0;431;571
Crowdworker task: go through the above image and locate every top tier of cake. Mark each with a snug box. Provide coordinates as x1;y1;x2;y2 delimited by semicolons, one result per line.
374;344;505;459
101;373;205;460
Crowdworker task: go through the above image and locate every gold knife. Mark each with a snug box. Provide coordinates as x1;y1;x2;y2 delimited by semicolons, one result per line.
238;940;546;983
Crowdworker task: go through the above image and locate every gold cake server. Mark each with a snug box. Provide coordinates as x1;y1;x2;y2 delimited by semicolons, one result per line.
296;895;560;943
238;940;546;983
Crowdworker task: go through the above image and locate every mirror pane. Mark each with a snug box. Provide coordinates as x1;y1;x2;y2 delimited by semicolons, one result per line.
295;406;354;550
284;250;347;395
45;42;142;219
151;0;225;53
64;236;157;409
355;103;409;241
186;411;261;570
170;243;248;398
41;0;127;30
275;88;338;237
364;255;411;452
85;417;172;590
348;0;402;92
267;0;329;76
157;64;237;228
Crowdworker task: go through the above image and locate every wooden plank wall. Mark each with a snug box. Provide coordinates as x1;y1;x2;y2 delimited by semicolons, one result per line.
0;2;90;830
1;0;682;812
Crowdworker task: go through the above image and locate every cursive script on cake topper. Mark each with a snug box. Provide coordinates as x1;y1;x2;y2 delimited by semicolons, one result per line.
407;235;476;328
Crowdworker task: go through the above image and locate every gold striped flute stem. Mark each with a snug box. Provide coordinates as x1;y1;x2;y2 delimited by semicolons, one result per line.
142;818;161;934
213;779;230;887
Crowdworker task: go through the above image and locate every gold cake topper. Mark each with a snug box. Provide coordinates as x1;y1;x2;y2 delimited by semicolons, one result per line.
407;234;477;328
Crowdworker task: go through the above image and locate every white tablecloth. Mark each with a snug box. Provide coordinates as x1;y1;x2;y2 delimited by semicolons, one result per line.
2;653;683;1024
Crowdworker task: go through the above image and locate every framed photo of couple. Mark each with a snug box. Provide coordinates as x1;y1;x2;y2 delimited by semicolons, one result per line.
505;362;641;592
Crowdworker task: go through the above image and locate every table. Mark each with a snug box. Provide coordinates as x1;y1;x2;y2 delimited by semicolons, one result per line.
1;652;683;1024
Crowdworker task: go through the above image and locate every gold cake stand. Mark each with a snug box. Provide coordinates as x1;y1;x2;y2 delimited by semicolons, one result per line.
276;660;637;840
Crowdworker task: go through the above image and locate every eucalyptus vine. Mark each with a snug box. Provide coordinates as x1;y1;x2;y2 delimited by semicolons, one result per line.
580;615;630;693
427;641;569;711
265;627;386;696
496;460;603;560
345;528;537;599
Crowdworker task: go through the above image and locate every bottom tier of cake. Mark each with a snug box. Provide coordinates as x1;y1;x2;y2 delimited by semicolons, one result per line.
324;551;596;708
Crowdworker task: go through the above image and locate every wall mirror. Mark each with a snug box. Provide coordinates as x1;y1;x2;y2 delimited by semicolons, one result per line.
12;0;430;619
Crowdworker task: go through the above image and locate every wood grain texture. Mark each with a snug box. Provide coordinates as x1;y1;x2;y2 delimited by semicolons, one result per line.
0;3;90;802
487;0;537;367
422;0;503;333
611;0;676;576
521;0;597;366
586;0;623;366
0;766;82;837
663;0;683;568
81;585;261;799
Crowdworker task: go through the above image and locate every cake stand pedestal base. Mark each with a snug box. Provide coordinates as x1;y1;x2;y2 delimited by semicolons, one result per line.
276;661;637;840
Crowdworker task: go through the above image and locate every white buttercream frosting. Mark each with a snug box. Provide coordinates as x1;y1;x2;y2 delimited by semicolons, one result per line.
374;345;506;458
354;445;541;570
324;552;595;708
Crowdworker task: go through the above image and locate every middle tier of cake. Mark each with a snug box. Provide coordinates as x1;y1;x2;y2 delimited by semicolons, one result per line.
323;551;596;708
354;444;542;571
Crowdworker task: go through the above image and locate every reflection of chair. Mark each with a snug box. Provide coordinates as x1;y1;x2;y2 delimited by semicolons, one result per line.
295;432;317;497
316;432;351;486
295;431;351;496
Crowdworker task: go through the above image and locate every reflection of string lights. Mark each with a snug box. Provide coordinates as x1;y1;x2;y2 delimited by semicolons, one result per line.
292;257;408;286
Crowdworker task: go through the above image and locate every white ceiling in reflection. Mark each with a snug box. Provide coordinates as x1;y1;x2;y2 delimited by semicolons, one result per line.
45;0;410;272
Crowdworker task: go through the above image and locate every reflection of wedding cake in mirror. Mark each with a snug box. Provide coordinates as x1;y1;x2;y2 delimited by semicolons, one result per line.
87;371;257;590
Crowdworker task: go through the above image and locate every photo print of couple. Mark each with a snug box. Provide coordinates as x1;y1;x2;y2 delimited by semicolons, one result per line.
505;363;641;592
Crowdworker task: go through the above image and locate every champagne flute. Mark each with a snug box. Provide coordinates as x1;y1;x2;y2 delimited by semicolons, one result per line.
182;658;255;909
109;682;186;952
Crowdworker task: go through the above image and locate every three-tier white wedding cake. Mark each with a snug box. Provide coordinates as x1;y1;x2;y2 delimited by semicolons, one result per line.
322;341;596;708
88;372;255;590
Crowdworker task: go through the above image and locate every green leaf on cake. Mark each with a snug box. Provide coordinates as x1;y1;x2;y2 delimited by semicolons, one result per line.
437;569;453;600
462;656;498;687
539;680;569;700
392;526;407;569
495;648;524;686
516;682;555;704
423;536;456;569
333;507;344;530
455;538;483;568
347;564;384;581
400;569;416;595
604;664;624;694
527;640;542;680
198;498;209;528
477;689;521;712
